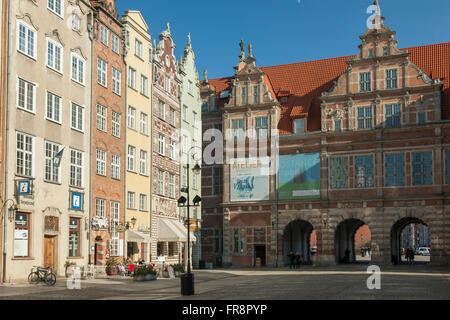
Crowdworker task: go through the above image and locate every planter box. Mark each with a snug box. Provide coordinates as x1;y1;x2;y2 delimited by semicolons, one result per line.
135;274;157;281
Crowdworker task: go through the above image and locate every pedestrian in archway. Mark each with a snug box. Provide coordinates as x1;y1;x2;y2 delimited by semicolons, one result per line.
288;251;295;269
295;252;301;269
409;249;415;265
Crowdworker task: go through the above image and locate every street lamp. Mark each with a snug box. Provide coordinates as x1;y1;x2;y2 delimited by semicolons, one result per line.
2;199;17;283
177;146;202;296
126;217;137;230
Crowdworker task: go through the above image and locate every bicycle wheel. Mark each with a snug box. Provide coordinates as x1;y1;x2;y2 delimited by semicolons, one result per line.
28;272;39;284
44;273;56;286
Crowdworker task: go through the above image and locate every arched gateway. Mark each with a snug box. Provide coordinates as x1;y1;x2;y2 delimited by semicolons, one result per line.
283;220;315;265
334;219;370;264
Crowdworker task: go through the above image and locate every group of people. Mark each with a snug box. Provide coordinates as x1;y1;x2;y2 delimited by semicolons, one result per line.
287;251;303;269
360;247;371;257
404;248;415;264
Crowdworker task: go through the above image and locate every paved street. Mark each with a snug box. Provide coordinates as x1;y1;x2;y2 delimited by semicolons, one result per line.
0;265;449;300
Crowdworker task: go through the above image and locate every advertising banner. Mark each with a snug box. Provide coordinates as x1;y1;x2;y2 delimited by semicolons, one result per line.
278;153;320;200
230;157;270;202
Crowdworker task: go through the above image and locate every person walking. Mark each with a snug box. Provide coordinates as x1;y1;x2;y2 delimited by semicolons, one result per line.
295;252;301;269
410;249;415;265
288;251;295;269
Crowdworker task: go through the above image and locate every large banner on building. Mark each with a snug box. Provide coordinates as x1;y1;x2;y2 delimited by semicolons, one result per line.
278;153;320;200
230;157;270;202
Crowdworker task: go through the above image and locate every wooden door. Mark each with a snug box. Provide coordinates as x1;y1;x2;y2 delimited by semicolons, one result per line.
44;236;56;270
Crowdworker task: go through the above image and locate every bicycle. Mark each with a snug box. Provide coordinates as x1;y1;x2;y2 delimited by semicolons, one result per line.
28;266;57;286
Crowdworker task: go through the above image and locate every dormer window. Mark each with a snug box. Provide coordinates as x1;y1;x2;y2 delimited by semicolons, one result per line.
253;85;259;104
241;87;247;105
368;48;374;58
359;72;371;92
293;118;305;135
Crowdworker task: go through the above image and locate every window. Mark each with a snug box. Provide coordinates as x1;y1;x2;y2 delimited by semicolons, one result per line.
182;105;189;123
330;157;349;189
111;154;121;180
100;24;109;46
368;48;374;58
418;112;426;125
386;69;398;89
95;198;106;218
383;46;388;56
188;80;193;95
169;139;175;160
140;150;148;175
169;108;175;126
158;135;165;155
127;106;136;130
47;0;63;17
69;218;80;257
213;167;223;195
445;150;450;184
16;132;33;177
355;155;374;188
335;120;342;132
110;202;120;254
112;67;121;95
71;103;84;132
97;58;107;87
17;21;36;59
385;153;405;187
294;119;305;135
44;141;61;183
70;149;83;188
96;149;106;176
158;170;165;195
168;242;177;257
128;145;136;172
71;53;85;85
233;228;246;254
14;213;30;257
412;152;433;185
46;38;63;73
255;116;268;137
139;194;148;211
17;78;35;112
128;67;137;90
135;39;143;59
140;75;148;96
253;85;259;104
112;33;119;54
357;106;372;129
192;111;198;128
72;14;80;31
110;231;119;257
385;104;401;128
165;76;170;92
241;87;247;105
231;118;245;139
158;101;165;120
202;102;209;112
46;91;62;123
97;104;107;132
213;229;222;254
359;72;371;92
127;191;136;209
169;173;175;198
112;111;121;138
140;112;148;135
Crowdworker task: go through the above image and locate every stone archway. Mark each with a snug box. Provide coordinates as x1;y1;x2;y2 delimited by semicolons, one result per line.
283;219;315;265
391;217;429;265
334;219;368;264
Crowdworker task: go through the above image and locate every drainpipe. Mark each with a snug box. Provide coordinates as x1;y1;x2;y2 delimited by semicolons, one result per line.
88;13;94;266
2;0;11;283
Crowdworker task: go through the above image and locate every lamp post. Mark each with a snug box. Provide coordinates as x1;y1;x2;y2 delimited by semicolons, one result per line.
177;146;201;296
1;199;17;283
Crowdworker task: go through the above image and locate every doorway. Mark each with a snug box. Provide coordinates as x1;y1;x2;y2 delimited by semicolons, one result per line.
254;245;266;267
44;236;56;271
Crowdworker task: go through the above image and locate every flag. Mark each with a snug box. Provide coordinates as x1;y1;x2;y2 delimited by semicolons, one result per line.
53;148;65;168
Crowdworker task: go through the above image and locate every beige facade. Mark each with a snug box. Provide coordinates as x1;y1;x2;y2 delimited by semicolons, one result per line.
121;11;152;263
3;0;93;281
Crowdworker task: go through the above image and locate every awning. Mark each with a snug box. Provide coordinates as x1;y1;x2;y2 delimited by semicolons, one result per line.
126;230;150;243
158;218;197;243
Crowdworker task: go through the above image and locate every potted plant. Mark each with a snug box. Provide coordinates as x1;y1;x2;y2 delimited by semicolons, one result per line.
105;257;119;276
133;264;158;281
65;261;77;278
172;263;185;277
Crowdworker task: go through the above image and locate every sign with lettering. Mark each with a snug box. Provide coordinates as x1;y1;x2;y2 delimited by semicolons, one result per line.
71;192;83;210
230;157;270;202
18;180;31;195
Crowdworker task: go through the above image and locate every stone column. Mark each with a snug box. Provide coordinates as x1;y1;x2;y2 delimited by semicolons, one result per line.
222;208;232;266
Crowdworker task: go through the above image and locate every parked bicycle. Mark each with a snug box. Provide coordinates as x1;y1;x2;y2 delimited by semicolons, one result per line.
28;266;57;286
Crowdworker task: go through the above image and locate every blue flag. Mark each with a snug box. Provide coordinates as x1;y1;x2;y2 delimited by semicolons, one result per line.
53;148;65;168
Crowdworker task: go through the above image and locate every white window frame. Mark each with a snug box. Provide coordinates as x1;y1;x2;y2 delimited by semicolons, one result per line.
158;101;165;120
70;149;84;188
44;140;61;183
158;134;165;156
169;107;175;126
127;191;136;210
169;139;175;160
16;131;34;177
128;67;137;90
95;198;106;218
111;111;121;138
112;67;121;96
16;77;36;113
96;149;107;176
294;118;305;135
140;112;148;135
112;33;119;54
47;0;64;18
111;153;121;180
158;170;165;196
71;102;84;132
128;145;136;172
140;75;148;96
135;39;143;59
140;150;148;176
169;173;175;198
46;91;62;124
46;38;63;74
139;194;148;211
97;104;107;132
128;106;136;130
71;53;85;85
97;58;108;87
100;24;109;46
17;20;37;59
71;13;80;31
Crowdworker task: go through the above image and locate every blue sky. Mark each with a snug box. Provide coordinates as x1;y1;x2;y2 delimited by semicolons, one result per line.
116;0;450;80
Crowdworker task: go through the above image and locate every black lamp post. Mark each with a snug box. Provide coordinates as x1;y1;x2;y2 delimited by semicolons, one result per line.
177;147;201;296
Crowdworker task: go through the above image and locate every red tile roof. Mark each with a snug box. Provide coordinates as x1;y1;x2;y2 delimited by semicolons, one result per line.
204;42;450;134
